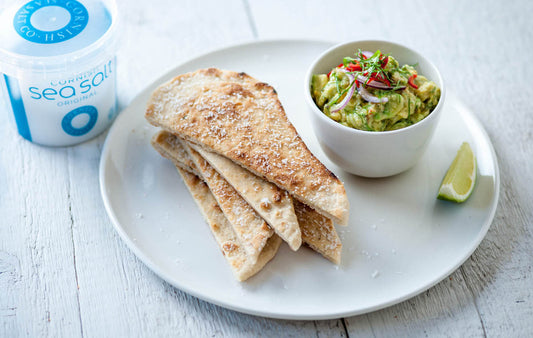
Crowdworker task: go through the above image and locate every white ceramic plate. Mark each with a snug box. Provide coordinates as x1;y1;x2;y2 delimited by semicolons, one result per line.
99;40;499;320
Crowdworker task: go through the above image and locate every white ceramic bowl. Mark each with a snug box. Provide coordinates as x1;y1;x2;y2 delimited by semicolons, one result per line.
305;40;445;177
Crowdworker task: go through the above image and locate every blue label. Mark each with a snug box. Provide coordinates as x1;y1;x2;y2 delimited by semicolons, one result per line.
3;74;32;142
62;105;98;136
13;0;89;44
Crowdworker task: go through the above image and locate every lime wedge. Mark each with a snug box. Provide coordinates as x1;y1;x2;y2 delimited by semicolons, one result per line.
437;142;477;203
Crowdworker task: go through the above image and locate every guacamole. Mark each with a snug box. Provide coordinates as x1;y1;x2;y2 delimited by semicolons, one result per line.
311;50;440;131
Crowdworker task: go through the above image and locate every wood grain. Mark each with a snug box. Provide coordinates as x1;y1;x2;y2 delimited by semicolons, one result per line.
1;0;532;336
0;122;81;336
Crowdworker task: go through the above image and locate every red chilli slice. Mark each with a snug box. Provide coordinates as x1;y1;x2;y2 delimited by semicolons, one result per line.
346;62;362;72
381;56;389;68
408;74;418;89
327;63;345;78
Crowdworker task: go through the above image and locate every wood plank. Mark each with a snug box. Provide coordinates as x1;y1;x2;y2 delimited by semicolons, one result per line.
415;0;533;336
115;0;255;106
460;183;533;336
346;270;485;337
0;121;82;336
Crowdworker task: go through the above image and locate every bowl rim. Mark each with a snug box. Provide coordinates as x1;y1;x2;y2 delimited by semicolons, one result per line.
304;39;446;136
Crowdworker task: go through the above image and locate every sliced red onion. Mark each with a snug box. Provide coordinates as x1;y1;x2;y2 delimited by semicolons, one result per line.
357;85;389;104
356;75;390;89
356;75;406;90
354;51;374;61
362;51;374;59
330;71;356;113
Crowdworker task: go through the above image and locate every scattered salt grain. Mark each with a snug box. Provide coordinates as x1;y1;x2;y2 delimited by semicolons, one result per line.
372;270;380;279
260;197;270;207
135;213;144;219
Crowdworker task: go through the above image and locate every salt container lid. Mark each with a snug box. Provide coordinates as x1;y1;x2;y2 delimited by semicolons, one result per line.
0;0;118;74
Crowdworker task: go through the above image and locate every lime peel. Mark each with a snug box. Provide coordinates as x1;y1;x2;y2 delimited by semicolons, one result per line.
437;142;477;203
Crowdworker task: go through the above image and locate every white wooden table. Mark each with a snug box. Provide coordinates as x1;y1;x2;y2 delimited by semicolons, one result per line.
1;0;532;336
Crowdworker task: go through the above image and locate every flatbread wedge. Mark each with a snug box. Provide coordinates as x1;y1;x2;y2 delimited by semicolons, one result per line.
154;131;300;250
189;143;302;251
182;140;274;264
153;132;273;264
145;68;349;225
293;200;342;265
151;130;200;176
177;167;281;281
152;131;342;264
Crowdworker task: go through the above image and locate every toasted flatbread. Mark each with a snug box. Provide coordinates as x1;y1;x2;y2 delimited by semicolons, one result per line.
152;131;342;263
145;68;349;225
189;143;302;251
154;132;274;264
154;132;300;251
177;167;281;281
151;131;200;176
182;140;274;264
293;200;342;264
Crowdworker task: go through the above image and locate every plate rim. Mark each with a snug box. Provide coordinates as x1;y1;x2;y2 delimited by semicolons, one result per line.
99;39;500;320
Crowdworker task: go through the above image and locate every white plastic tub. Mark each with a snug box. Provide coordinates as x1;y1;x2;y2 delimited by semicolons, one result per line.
0;0;119;146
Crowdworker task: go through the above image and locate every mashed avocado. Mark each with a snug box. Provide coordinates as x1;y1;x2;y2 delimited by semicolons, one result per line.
311;50;440;131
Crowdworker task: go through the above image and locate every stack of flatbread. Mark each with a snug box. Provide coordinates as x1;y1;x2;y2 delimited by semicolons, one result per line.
145;68;349;281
